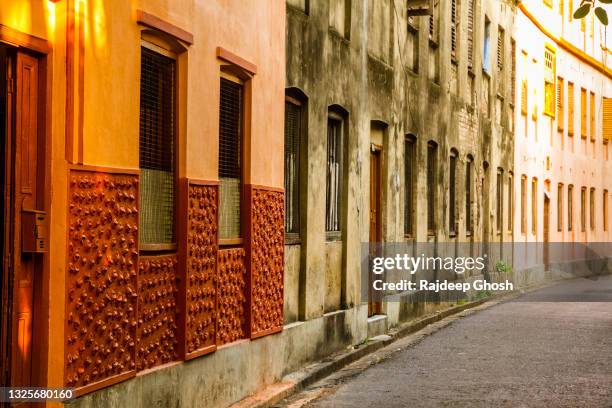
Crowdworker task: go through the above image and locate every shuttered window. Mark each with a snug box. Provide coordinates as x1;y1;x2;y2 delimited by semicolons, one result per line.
604;97;612;143
568;82;575;135
581;88;587;139
449;150;457;236
531;178;537;234
139;46;177;248
557;77;564;130
326;114;344;234
219;77;244;241
467;0;475;69
466;157;473;235
543;47;555;117
568;185;574;231
557;183;563;231
496;169;503;233
284;98;301;236
511;39;516;104
427;142;437;235
451;0;458;57
590;92;596;141
497;27;505;71
429;0;440;42
604;190;609;232
581;187;586;232
590;188;595;230
521;175;527;234
521;80;528;116
404;136;416;236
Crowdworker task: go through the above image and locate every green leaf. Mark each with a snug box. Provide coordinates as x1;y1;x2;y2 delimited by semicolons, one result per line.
595;7;609;24
599;0;612;4
573;3;591;18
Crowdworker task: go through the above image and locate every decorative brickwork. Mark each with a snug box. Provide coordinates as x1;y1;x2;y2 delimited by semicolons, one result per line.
250;187;284;337
216;248;247;345
184;183;218;356
137;255;180;370
65;169;139;390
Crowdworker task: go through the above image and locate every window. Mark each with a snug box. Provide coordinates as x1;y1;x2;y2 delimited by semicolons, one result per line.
531;178;537;234
581;187;586;232
427;141;437;235
604;190;609;232
508;173;514;232
557;183;563;231
590;188;595;230
449;149;458;236
407;15;419;73
568;82;575;136
483;18;491;72
497;27;505;72
521;80;528;116
139;45;177;249
451;0;459;58
581;88;587;138
404;135;416;236
568;184;574;231
330;0;351;39
466;155;473;235
557;77;564;130
429;0;440;43
219;76;244;242
467;0;475;70
284;95;303;237
590;92;596;141
496;168;503;233
326;111;345;235
511;39;516;104
603;97;612;144
543;47;555;117
521;175;527;234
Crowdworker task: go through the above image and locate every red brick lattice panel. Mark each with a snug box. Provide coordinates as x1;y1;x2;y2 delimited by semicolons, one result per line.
250;187;284;338
184;183;218;357
216;248;247;345
136;255;180;370
65;169;139;391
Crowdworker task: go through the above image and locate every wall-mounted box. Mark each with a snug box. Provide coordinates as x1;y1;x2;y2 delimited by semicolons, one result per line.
407;0;433;16
22;209;48;253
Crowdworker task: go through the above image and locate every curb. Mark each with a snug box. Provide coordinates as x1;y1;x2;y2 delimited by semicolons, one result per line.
229;290;522;408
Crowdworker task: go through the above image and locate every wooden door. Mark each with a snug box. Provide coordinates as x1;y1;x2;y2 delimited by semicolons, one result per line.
544;195;550;269
2;49;41;389
369;145;382;316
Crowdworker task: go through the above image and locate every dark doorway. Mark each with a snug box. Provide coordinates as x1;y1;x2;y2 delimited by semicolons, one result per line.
369;143;383;316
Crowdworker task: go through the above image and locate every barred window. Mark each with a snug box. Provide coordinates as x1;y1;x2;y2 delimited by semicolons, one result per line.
326;112;344;235
219;77;244;241
427;141;437;235
449;149;458;236
139;45;176;248
496;168;504;233
284;96;302;236
404;135;416;236
466;156;473;235
568;184;574;231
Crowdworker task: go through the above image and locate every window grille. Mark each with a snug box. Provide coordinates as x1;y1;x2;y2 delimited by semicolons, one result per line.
219;77;243;240
466;158;473;235
139;46;176;246
427;142;437;234
568;185;574;231
404;136;416;236
326;116;343;233
449;150;457;235
284;100;301;235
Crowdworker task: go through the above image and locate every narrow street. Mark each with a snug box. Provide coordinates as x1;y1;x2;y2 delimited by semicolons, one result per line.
282;276;612;408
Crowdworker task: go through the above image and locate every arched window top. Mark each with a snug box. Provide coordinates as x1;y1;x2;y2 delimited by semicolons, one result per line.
450;147;459;157
427;139;438;148
286;87;309;103
466;153;474;162
329;104;349;118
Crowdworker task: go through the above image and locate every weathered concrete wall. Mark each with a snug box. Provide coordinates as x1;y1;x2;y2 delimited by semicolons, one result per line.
284;0;517;330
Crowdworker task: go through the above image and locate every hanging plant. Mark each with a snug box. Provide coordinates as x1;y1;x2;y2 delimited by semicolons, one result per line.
573;0;611;26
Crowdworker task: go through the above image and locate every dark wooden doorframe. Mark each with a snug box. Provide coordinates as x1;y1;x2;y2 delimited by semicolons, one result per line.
369;144;383;317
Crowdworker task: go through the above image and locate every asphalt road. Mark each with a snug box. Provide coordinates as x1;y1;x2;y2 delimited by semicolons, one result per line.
286;276;612;408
